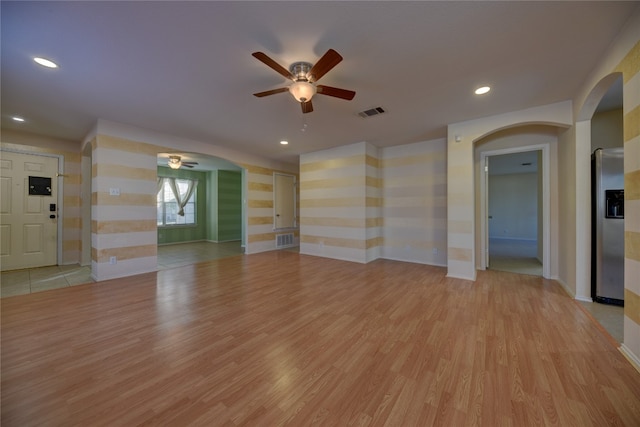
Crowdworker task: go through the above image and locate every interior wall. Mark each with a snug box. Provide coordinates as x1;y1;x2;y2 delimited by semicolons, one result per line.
207;170;219;241
92;133;158;280
157;166;207;245
381;138;447;266
299;141;374;263
365;142;382;262
488;173;537;240
81;151;92;266
216;170;242;242
620;43;640;363
592;108;624;151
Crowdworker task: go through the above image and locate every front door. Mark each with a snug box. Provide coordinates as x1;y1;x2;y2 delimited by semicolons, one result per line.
0;151;59;271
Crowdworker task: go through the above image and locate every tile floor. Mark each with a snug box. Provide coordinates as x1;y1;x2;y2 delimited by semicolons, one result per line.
577;299;624;344
0;264;93;298
488;238;543;276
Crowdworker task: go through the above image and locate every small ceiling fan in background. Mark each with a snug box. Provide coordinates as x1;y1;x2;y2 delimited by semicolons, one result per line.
167;155;198;169
252;49;356;113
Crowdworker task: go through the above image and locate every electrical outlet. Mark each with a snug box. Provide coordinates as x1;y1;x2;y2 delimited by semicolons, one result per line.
109;187;120;196
432;247;438;255
109;256;117;265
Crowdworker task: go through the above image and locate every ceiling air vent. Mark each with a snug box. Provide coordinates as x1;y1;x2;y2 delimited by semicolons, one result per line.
358;106;386;118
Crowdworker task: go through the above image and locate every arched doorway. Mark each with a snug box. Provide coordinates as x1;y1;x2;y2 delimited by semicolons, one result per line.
156;152;246;270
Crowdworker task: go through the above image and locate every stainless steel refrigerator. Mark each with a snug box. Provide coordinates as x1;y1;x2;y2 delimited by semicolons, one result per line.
591;148;624;305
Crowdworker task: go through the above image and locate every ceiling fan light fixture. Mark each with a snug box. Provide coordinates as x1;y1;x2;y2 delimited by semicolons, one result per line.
168;155;182;169
289;81;316;103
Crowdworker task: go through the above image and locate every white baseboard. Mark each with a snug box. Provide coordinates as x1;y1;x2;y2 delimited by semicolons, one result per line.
620;344;640;373
553;276;576;298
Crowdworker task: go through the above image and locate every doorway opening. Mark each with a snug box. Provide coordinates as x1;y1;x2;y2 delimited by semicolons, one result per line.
486;151;542;276
477;132;552;280
156;152;246;269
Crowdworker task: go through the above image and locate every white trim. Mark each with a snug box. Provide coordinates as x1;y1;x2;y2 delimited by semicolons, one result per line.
620;344;640;373
575;295;593;303
479;143;550;278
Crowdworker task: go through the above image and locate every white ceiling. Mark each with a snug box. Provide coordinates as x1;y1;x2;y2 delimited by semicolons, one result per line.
1;1;636;166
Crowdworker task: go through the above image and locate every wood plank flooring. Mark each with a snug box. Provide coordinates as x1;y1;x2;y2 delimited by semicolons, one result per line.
2;252;639;426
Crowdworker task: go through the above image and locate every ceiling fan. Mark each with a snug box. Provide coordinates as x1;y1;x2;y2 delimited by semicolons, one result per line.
252;49;356;114
167;155;198;169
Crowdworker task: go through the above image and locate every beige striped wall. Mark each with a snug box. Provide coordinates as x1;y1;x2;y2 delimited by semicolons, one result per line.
616;41;640;361
91;134;159;280
242;163;299;254
300;141;380;263
365;143;382;262
1;133;82;266
381;139;447;266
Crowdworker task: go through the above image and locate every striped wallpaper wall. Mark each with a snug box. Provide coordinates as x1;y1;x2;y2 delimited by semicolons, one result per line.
243;163;299;254
1;134;82;266
299;142;379;263
381;139;447;266
365;143;382;262
617;40;640;362
91;134;158;280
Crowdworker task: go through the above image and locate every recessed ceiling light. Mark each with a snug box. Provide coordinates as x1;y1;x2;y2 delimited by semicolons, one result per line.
280;140;289;145
11;116;25;122
475;86;491;95
33;57;58;68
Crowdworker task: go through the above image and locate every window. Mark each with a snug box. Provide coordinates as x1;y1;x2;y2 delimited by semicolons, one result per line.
157;178;197;226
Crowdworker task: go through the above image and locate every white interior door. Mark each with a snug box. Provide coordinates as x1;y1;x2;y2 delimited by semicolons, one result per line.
1;151;59;271
274;173;295;229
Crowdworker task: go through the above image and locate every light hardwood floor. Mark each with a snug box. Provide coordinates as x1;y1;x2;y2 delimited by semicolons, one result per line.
2;252;639;426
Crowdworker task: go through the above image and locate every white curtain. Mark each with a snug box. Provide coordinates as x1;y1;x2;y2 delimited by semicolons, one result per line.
167;178;198;216
157;177;165;195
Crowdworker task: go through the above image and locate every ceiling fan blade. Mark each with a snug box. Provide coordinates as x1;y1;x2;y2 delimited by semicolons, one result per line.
316;85;356;100
252;52;294;80
182;161;198;165
307;49;343;83
181;164;194;168
301;100;313;114
253;87;289;97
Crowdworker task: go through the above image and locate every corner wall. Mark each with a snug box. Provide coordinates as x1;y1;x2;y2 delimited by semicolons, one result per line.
619;41;640;364
381;139;447;266
299;141;380;263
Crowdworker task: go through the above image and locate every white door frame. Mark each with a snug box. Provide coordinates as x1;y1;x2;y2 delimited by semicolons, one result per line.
479;143;550;278
0;148;64;267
